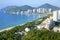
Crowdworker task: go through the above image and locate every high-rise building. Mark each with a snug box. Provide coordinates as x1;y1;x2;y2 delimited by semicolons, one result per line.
58;10;60;19
27;9;32;13
42;8;45;13
33;9;36;13
53;10;58;21
20;11;24;15
37;8;40;13
49;8;52;13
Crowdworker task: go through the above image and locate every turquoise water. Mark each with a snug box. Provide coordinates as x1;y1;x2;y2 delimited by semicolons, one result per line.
0;12;44;30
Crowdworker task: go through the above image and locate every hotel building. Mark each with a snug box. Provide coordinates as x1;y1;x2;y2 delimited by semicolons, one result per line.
53;10;60;21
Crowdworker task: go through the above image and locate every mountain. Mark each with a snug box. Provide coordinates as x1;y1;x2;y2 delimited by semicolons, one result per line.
1;3;60;13
38;3;60;11
19;5;34;11
1;6;18;11
1;5;34;13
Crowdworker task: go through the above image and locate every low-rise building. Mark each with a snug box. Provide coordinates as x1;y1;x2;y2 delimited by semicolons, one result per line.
25;28;30;32
53;27;60;32
15;32;23;35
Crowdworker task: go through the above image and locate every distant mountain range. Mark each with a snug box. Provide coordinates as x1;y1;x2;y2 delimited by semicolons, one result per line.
1;5;34;13
1;3;60;13
37;4;60;10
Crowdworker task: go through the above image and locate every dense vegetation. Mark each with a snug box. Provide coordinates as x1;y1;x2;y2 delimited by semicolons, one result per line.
21;29;60;40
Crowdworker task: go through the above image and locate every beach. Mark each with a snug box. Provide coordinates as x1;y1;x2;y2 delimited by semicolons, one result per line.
0;23;25;32
0;27;14;32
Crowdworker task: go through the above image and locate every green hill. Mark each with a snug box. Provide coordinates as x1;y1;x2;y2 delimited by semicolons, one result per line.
1;5;34;13
38;3;60;11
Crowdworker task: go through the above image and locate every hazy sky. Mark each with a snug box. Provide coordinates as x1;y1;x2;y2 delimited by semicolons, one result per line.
0;0;60;9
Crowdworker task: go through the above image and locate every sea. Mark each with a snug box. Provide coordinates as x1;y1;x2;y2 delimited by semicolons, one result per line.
0;11;45;30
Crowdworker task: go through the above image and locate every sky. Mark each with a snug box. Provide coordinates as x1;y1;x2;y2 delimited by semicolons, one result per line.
0;0;60;9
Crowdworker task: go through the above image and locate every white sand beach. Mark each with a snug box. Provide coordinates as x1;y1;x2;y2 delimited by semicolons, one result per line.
0;23;25;32
0;27;14;32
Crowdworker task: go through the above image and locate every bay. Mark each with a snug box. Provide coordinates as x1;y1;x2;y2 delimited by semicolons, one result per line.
0;12;44;30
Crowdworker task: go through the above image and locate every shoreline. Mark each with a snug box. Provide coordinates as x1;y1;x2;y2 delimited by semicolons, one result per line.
0;18;39;32
0;27;14;32
0;23;25;32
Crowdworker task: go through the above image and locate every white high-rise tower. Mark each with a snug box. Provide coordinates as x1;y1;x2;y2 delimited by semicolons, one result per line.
53;11;58;21
58;10;60;19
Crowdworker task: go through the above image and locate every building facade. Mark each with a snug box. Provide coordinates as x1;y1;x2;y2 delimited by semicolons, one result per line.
53;10;60;21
